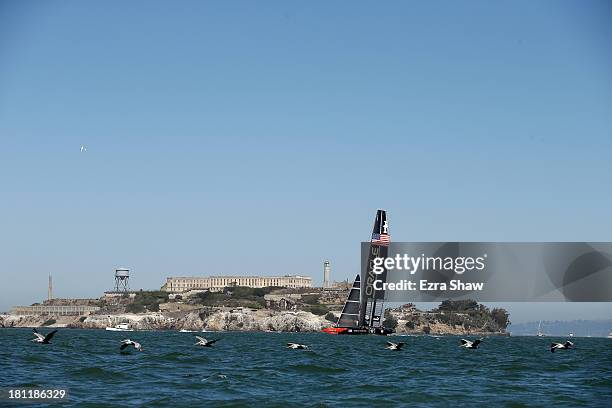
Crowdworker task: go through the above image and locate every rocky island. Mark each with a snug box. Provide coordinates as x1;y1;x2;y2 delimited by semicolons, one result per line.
1;286;509;335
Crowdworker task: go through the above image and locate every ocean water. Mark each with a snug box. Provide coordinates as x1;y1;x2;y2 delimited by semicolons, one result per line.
0;329;610;407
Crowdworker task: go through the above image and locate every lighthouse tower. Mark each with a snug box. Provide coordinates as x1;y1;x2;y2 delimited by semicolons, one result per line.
323;261;331;289
48;274;53;301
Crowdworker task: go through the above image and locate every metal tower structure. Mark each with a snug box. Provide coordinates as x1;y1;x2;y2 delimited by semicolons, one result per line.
114;268;130;292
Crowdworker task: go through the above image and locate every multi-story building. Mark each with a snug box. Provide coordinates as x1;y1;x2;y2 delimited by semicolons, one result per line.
163;275;312;293
11;305;100;316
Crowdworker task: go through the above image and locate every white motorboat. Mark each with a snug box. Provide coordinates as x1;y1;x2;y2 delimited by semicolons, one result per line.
105;323;134;332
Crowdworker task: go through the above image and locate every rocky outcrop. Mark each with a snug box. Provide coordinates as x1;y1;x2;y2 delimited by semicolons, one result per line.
203;310;325;332
76;313;174;330
0;309;328;332
1;314;53;328
386;304;509;336
1;303;507;335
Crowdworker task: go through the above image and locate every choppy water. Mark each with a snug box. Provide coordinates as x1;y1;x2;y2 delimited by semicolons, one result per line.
1;329;611;407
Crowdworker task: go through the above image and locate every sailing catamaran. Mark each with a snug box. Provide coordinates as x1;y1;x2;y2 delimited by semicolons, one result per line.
537;321;544;337
323;209;393;336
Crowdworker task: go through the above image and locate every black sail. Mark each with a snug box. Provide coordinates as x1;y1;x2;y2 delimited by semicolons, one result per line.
359;209;390;328
337;274;361;328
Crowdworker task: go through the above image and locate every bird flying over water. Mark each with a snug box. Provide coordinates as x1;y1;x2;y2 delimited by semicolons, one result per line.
287;343;308;350
120;339;143;351
550;341;574;353
460;338;483;349
194;336;219;347
31;328;57;344
385;341;405;350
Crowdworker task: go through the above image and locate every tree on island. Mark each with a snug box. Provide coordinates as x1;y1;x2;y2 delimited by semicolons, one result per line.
436;299;479;312
491;307;510;329
324;312;337;323
382;309;398;329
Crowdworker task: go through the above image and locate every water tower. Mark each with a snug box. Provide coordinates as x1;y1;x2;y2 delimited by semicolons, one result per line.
114;268;130;292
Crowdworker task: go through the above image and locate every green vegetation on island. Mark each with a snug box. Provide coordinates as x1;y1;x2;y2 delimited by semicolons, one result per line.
386;300;510;334
193;286;280;309
125;291;169;313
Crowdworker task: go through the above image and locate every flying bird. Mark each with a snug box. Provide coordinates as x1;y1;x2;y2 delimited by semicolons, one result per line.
460;338;483;349
287;343;308;350
80;145;87;153
385;341;405;351
194;336;220;347
31;328;57;344
550;341;574;353
120;339;143;352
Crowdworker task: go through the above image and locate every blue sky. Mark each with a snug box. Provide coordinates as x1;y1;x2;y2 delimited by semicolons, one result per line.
0;1;610;322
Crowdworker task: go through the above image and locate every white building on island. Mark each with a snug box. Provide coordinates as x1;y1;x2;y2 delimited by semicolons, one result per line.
162;275;312;293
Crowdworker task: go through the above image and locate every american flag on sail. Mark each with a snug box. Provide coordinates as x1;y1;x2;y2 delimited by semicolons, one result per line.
371;233;390;246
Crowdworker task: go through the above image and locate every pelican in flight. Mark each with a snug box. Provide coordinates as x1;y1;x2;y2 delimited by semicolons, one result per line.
120;339;143;352
287;343;308;350
460;338;483;349
31;328;57;344
550;341;574;353
385;341;405;351
194;336;220;347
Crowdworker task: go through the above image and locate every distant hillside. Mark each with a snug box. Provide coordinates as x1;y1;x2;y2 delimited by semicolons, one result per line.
508;319;612;337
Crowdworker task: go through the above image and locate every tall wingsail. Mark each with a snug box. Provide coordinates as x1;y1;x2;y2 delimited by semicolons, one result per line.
336;274;361;328
359;209;390;328
322;209;393;336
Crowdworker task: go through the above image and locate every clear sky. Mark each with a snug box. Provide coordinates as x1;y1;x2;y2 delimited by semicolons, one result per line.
0;1;610;322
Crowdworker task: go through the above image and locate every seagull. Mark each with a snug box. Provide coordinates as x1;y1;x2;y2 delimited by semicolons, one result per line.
80;145;87;153
287;342;308;350
460;338;483;349
31;328;57;344
385;341;405;350
194;336;220;347
550;341;574;353
120;339;143;352
201;373;228;382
